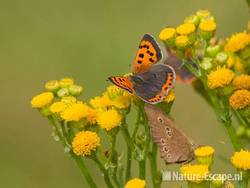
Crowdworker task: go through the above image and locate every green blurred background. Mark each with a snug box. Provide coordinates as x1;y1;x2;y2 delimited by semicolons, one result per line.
1;0;249;187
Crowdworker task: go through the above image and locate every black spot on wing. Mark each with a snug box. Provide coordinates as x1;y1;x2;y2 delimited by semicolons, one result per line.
142;34;162;61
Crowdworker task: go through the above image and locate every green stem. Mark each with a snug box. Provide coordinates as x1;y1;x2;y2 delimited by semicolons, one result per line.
139;161;146;179
209;93;242;150
224;120;242;151
233;109;250;127
238;178;249;188
121;122;132;182
92;155;115;188
48;117;98;188
109;132;120;187
149;143;161;188
71;154;98;188
185;56;242;150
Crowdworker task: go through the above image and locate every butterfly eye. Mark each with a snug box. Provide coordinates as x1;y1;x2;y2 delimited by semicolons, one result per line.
157;116;164;123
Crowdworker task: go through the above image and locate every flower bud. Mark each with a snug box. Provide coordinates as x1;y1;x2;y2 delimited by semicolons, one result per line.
45;80;60;92
175;35;190;49
61;96;77;104
39;106;52;117
59;78;74;88
236;126;246;137
196;10;211;19
195;146;215;168
206;45;220;57
215;52;228;64
199;20;216;40
57;88;70;98
159;27;176;47
184;15;200;26
200;57;213;71
69;85;83;96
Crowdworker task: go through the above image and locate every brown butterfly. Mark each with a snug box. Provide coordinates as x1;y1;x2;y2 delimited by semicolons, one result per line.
144;104;198;164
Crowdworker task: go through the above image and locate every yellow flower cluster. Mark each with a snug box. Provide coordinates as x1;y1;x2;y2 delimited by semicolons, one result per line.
125;178;146;188
229;89;250;110
31;92;54;108
50;101;66;113
195;146;215;157
163;90;176;103
61;102;89;122
224;32;250;53
233;75;250;90
231;149;250;170
180;164;209;183
199;20;216;32
207;67;235;89
97;109;122;131
72;131;100;156
159;10;216;50
31;78;97;124
90;85;131;110
159;27;176;41
176;23;196;35
175;35;189;48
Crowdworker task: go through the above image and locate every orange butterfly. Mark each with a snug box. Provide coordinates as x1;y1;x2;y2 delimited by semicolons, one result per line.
109;34;176;104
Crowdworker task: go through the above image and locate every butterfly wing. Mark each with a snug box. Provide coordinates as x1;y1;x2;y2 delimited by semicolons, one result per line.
108;76;134;94
144;104;195;163
165;48;196;84
130;64;175;104
132;34;162;74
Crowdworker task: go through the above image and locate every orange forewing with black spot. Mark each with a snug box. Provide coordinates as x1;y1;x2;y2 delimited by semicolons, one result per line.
108;76;134;94
147;71;175;104
132;34;162;74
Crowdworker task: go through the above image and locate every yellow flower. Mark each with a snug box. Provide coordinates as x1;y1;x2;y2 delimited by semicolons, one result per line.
59;77;74;88
199;20;216;32
176;23;196;35
61;96;77;105
195;146;215;157
105;85;124;99
207;67;235;89
72;131;100;156
196;10;211;18
224;32;250;53
233;75;250;90
163;90;176;103
112;96;131;109
229;89;250;110
90;95;113;109
180;164;209;183
159;27;176;41
50;101;66;113
97;109;122;131
61;102;89;121
31;92;54;108
125;178;146;188
231;149;250;170
86;107;98;124
45;80;60;92
226;56;235;68
175;35;189;48
195;146;215;166
234;57;245;73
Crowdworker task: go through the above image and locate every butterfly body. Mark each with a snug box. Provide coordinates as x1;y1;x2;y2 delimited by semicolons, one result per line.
144;104;197;164
109;34;176;104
